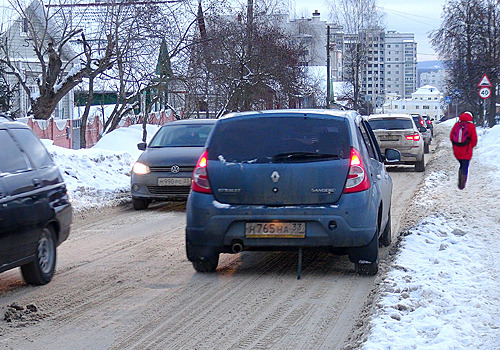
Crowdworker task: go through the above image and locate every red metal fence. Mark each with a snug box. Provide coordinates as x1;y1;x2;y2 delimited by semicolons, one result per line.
25;110;177;149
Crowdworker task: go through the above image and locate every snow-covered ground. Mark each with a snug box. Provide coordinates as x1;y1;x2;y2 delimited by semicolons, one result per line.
362;120;500;349
41;124;160;211
41;120;500;348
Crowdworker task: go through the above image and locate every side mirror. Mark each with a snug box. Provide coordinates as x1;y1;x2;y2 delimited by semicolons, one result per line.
385;148;401;163
137;142;147;151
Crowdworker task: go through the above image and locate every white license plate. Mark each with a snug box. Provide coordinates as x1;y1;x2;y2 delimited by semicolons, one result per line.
157;177;192;186
245;222;306;238
381;136;399;141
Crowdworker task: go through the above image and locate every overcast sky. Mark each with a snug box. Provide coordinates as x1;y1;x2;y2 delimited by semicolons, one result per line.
292;0;447;62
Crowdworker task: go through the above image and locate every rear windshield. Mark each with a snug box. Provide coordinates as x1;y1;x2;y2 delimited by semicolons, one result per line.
148;123;214;147
368;118;413;130
208;116;350;163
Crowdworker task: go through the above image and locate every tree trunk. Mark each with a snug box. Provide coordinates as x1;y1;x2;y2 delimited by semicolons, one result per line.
80;78;95;148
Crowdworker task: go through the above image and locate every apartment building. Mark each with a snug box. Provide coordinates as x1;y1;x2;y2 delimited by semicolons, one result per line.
384;31;417;99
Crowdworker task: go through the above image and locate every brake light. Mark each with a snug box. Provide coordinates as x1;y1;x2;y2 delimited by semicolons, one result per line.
405;134;421;141
191;150;212;193
420;119;425;126
426;119;432;125
343;148;371;193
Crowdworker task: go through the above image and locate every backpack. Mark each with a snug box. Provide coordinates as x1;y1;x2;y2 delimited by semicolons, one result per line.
451;122;470;146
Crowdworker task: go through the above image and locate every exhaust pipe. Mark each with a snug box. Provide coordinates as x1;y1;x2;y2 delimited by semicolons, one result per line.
231;242;243;254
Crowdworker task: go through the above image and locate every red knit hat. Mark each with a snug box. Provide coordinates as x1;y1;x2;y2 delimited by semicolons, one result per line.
459;111;473;121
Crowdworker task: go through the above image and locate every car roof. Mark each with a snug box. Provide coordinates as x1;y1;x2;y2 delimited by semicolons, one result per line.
219;109;358;120
162;118;217;126
368;113;413;120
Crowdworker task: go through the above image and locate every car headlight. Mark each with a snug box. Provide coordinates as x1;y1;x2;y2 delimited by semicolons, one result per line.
132;162;150;175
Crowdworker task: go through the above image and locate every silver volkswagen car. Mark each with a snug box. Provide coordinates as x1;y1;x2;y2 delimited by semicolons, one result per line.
131;119;216;209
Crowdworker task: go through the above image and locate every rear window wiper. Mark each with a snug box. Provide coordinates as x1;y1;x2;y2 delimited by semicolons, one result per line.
272;152;339;162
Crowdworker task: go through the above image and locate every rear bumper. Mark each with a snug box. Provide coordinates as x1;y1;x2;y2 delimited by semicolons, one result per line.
186;191;378;254
55;202;72;245
380;147;423;163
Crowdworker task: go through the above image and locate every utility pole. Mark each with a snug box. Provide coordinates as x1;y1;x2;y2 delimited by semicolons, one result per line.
326;25;331;107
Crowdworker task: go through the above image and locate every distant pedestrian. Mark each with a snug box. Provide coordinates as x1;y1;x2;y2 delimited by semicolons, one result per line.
450;111;478;189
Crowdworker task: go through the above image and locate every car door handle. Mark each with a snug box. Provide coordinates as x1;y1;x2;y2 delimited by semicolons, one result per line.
376;175;382;180
32;178;41;187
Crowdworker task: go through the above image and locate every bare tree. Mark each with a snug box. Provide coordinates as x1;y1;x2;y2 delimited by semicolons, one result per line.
431;0;500;127
327;0;384;110
186;1;309;117
0;63;18;114
0;0;116;120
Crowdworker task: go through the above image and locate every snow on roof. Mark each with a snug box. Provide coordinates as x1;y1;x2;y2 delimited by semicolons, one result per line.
413;85;441;95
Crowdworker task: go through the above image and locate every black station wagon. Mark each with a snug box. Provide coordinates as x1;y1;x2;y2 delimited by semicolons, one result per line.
0;116;72;285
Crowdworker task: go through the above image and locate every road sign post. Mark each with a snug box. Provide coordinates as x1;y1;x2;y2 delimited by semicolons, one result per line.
477;75;492;125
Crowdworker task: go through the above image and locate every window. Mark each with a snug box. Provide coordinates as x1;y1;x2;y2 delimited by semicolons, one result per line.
9;129;53;169
416;106;420;109
358;123;377;160
423;105;430;109
20;17;29;36
0;130;29;173
207;117;351;162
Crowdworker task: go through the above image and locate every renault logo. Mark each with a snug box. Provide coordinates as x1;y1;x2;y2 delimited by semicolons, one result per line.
171;165;180;173
270;171;280;183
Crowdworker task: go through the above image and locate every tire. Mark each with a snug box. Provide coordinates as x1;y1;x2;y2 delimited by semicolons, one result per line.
132;197;149;210
415;157;425;172
192;255;219;273
21;227;57;285
355;260;379;275
424;142;430;154
349;229;379;276
379;210;392;247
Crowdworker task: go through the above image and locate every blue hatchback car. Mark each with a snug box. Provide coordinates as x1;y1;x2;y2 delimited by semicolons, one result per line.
186;110;400;275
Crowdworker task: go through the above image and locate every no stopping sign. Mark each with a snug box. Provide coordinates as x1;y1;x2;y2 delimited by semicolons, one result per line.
479;87;491;99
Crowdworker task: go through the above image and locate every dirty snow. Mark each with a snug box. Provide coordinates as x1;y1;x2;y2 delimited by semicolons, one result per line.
41;124;160;211
362;122;500;349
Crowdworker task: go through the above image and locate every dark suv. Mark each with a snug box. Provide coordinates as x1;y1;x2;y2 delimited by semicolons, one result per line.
0;116;72;285
186;110;400;275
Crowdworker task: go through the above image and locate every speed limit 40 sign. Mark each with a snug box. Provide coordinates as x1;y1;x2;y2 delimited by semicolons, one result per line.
479;87;491;99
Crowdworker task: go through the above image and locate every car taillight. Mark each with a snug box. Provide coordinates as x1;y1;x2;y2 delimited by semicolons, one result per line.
191;150;212;193
343;148;371;193
420;119;425;126
405;134;421;141
426;120;432;125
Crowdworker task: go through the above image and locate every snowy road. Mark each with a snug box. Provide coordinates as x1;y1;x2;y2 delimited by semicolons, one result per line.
0;143;436;349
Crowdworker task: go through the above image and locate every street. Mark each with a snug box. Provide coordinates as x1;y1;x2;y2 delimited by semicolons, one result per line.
0;139;437;350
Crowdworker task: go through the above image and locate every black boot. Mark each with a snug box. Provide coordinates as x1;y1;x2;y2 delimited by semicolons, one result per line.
458;171;467;190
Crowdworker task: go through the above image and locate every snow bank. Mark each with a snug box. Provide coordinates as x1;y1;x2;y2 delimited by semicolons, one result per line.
42;124;160;211
363;124;500;349
364;214;499;350
476;125;500;176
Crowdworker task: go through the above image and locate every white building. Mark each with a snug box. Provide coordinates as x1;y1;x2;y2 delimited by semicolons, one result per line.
419;69;447;93
380;85;444;120
384;31;417;99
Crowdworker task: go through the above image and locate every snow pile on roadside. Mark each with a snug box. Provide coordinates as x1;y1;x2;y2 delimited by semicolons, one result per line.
364;214;499;349
42;124;160;211
476;125;500;177
362;124;500;349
